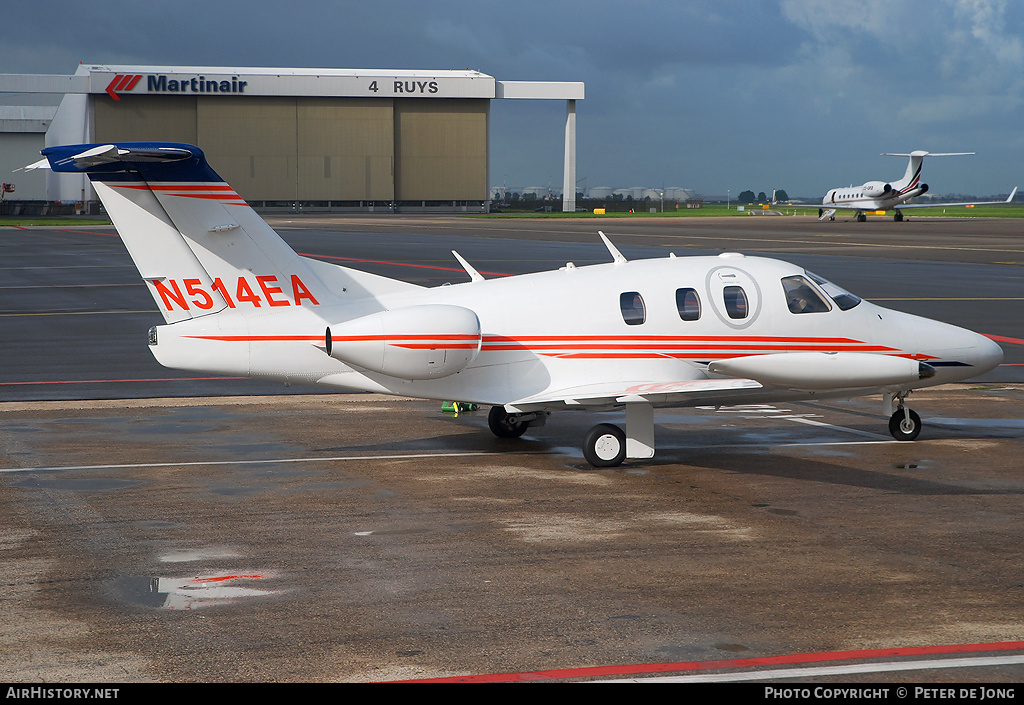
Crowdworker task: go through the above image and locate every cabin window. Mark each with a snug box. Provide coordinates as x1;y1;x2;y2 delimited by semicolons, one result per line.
806;271;862;310
675;287;701;321
723;286;748;319
781;275;832;314
620;291;646;325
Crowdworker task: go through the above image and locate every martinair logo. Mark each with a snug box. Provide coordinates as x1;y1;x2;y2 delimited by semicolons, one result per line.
104;74;249;101
105;74;142;101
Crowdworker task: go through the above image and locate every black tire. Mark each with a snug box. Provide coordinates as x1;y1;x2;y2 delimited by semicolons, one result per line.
888;408;922;441
488;406;528;438
583;423;627;467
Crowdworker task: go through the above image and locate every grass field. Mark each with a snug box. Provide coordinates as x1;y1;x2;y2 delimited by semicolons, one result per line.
778;203;1024;219
0;216;112;227
481;202;1024;219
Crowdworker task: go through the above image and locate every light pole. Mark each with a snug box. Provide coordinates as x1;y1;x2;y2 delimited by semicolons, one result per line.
727;189;730;210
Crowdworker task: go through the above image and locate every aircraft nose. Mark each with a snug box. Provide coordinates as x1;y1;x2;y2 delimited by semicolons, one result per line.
969;333;1004;375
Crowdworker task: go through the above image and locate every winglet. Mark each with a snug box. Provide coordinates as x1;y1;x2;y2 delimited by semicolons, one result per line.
452;250;484;282
1006;186;1018;203
598;231;627;263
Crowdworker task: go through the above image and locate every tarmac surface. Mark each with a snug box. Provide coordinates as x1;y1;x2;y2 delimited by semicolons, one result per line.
2;214;1024;682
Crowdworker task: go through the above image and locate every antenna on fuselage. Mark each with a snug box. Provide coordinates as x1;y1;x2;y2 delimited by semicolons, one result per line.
598;231;627;263
451;250;484;282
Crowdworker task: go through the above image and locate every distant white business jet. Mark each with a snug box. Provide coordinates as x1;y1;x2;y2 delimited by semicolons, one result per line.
818;151;1016;222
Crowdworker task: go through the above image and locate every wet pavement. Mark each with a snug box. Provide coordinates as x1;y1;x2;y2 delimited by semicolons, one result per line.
2;386;1024;682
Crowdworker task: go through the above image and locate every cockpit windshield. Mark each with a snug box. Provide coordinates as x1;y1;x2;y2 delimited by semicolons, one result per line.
806;271;862;311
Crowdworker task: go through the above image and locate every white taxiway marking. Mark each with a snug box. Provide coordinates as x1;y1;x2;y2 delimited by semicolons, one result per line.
780;415;893;441
0;451;549;474
603;653;1024;683
712;404;896;441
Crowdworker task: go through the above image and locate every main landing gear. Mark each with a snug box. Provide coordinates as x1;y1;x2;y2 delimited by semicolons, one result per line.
488;403;655;468
487;405;529;438
487;405;547;439
886;392;922;441
583;424;626;467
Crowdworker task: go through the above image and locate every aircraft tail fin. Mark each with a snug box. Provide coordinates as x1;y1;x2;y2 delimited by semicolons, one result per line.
40;143;418;323
882;151;974;193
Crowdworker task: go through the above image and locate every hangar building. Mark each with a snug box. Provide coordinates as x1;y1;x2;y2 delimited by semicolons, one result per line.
0;65;583;212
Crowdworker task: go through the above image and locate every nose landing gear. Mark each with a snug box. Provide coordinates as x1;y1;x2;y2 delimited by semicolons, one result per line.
886;392;922;441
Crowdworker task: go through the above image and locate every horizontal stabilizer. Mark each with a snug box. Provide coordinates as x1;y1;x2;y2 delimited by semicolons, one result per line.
38;142;221;182
881;152;974;157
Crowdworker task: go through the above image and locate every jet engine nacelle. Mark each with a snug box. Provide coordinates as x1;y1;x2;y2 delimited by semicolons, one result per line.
862;181;893;198
707;352;935;390
326;304;481;380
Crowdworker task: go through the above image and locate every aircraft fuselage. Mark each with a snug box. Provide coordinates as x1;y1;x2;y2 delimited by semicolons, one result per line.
151;252;1002;410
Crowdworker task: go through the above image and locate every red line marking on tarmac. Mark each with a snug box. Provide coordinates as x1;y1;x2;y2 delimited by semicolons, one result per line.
56;228;121;237
986;334;1024;346
299;252;510;277
39;225;512;274
0;377;245;386
392;640;1024;683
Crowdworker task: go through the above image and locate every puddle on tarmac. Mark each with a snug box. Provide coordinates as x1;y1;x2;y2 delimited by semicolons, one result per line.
929;418;1024;434
715;643;751;653
159;548;242;563
753;503;799;517
112;571;279;610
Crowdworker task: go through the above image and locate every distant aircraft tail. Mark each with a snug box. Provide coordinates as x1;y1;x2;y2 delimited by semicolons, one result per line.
882;151;973;196
39;143;418;324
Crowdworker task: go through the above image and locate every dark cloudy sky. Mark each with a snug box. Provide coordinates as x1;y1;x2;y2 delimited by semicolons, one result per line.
4;1;1022;198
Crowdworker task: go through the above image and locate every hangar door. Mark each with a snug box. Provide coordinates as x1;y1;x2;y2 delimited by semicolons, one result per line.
195;97;396;202
394;99;488;202
93;94;488;203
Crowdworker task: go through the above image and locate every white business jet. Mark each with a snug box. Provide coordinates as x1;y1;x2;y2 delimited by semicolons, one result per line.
29;143;1004;466
819;151;1016;222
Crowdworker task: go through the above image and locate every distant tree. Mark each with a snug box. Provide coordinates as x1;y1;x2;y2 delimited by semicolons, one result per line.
738;190;756;203
757;191;768;202
775;189;789;201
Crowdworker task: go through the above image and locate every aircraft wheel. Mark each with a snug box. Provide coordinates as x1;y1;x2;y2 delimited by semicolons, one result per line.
583;423;627;467
488;406;529;438
888;408;922;441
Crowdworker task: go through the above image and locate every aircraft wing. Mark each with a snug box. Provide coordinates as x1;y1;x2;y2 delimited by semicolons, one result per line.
505;378;763;412
895;186;1017;210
